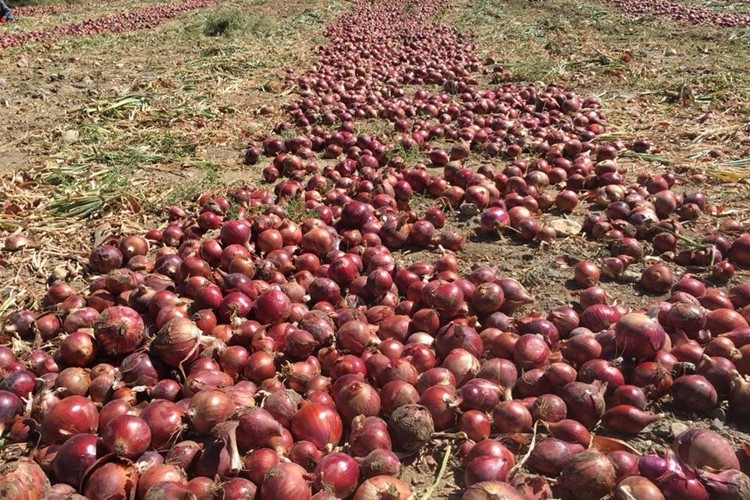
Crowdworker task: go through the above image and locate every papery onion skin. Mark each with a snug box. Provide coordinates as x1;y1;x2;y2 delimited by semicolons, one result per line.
613;476;665;500
460;481;525;500
0;460;51;499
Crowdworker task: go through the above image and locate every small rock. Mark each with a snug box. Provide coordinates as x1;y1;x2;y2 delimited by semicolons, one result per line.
670;421;689;437
710;418;726;430
61;130;79;144
548;218;582;237
651;421;673;439
664;47;677;56
460;203;480;216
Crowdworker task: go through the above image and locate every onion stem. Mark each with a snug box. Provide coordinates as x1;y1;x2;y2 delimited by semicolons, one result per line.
420;443;452;500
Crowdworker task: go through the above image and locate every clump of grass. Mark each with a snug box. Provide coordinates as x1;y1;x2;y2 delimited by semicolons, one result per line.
203;9;271;38
204;9;251;37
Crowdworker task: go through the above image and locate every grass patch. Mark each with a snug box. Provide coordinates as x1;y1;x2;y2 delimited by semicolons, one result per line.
162;162;221;206
203;8;271;37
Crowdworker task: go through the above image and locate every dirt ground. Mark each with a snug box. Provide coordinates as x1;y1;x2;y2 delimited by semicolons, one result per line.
1;0;750;497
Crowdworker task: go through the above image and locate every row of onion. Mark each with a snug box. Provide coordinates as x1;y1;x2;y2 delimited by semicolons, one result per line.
2;0;750;498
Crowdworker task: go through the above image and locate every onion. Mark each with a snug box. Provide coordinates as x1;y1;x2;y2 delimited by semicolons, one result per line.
574;261;600;288
102;414;152;459
140;400;185;451
698;468;750;500
188;389;234;434
603;405;660;434
291;402;343;449
615;313;666;359
40;395;99;444
137;464;188;499
259;462;311;500
314;452;360;498
0;460;50;499
671;375;718;413
335;381;381;425
528;438;585;476
557;451;617;500
51;433;100;487
492;400;532;433
353;476;412;500
639;264;674;294
93;306;145;356
465;454;513;487
672;428;740;471
558;381;606;429
151;318;201;368
461;481;524;500
360;449;401;479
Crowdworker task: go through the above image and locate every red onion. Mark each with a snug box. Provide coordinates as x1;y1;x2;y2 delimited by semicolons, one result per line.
573;261;600;287
492;400;532;433
140;400;185;451
461;481;524;500
93;306;145;356
615;312;666;359
672;428;740;471
603;405;660;434
51;433;100;487
102;414;152;459
698;468;750;500
557;451;617;499
528;438;585;476
40;395;99;444
353;476;412;500
259;462;311;500
0;460;51;499
314;452;360;498
559;381;606;429
291;402;343;449
360;449;401;479
671;375;718;413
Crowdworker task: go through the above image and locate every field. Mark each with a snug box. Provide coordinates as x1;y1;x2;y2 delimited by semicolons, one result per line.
1;0;750;497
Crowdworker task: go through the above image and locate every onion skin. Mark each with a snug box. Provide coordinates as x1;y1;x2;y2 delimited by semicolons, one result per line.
0;460;51;499
613;476;665;500
698;468;750;500
461;481;525;500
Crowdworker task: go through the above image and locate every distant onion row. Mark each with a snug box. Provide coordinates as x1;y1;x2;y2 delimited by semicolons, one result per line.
14;1;101;18
614;0;750;27
0;0;219;49
2;0;750;499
